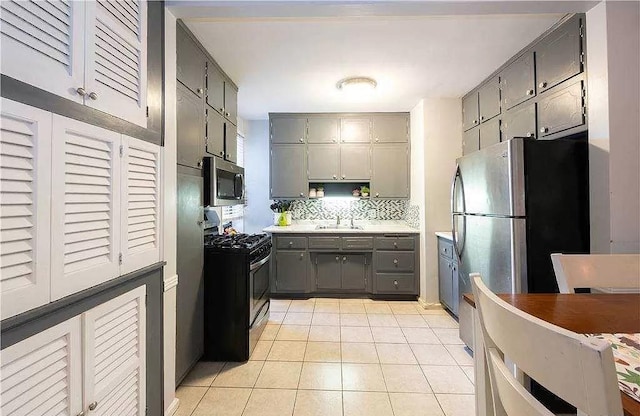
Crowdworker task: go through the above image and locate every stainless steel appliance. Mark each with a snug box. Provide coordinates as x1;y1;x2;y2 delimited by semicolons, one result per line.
204;157;245;207
203;231;271;361
451;137;589;348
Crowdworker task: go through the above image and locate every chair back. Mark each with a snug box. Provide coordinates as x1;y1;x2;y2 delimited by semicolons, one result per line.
551;253;640;293
471;274;623;416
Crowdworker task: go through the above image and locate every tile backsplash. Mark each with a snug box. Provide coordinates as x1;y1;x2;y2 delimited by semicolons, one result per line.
289;199;408;221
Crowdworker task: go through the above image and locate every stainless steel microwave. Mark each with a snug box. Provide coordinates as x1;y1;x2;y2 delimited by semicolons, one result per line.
204;157;245;207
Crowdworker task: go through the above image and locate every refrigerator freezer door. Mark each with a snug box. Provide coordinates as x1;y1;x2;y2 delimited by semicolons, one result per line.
456;139;526;216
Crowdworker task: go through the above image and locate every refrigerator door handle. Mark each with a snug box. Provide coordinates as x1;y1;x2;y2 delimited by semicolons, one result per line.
451;163;463;259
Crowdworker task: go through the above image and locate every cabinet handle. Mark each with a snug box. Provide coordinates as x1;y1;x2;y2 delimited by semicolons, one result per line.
393;280;398;287
288;241;293;246
220;107;225;113
336;256;340;262
375;193;380;198
77;412;85;416
525;89;534;96
540;127;549;134
393;259;399;265
341;174;346;179
393;242;398;248
299;192;304;197
197;220;204;226
343;256;347;262
300;253;304;258
88;402;98;411
226;112;230;117
197;88;204;95
197;160;203;168
333;174;337;179
88;91;98;100
299;138;304;143
538;81;547;89
332;138;337;143
480;116;485;121
76;87;87;96
526;132;534;138
473;119;478;125
375;138;379;142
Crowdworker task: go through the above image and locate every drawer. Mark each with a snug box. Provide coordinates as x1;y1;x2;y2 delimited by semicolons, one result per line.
276;236;307;250
375;273;416;294
375;236;415;251
376;251;415;272
438;238;453;259
342;237;374;250
308;236;341;250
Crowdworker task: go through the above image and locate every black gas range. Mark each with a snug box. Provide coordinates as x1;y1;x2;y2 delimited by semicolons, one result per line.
203;232;271;361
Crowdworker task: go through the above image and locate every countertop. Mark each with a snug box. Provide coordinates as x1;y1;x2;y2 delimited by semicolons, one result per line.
263;221;418;234
435;231;453;240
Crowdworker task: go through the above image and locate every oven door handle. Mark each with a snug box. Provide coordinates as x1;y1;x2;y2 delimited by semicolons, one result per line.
250;254;270;272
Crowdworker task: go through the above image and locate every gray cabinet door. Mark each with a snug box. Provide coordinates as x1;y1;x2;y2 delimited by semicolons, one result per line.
176;172;204;383
316;254;342;290
341;144;371;180
177;25;206;98
225;122;238;164
276;251;307;292
502;103;536;141
271;117;307;144
371;144;409;198
462;128;479;156
206;65;225;115
462;92;479;131
308;144;340;181
501;52;535;110
177;82;204;169
224;82;238;126
536;16;583;93
372;114;408;143
205;106;224;158
341;118;371;143
537;80;585;137
479;76;501;123
308;118;339;144
479;117;501;149
438;256;453;310
342;255;366;290
271;144;306;198
452;261;459;316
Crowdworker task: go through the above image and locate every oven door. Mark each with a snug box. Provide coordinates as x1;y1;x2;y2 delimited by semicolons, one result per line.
249;251;270;326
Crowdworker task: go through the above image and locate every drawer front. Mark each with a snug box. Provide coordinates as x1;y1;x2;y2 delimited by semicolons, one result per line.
342;237;374;250
376;251;415;272
308;236;341;250
375;273;416;294
375;237;415;251
438;239;453;259
276;236;307;250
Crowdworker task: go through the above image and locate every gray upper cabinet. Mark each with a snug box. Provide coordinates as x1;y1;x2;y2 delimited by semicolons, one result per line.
478;76;501;123
316;254;342;290
536;16;583;94
537;80;585;137
462;128;480;156
501;51;535;110
206;64;225;114
372;115;409;143
462;92;479;131
205;106;225;158
271;117;307;144
341;144;371;181
275;251;308;292
177;25;206;98
502;104;536;141
225;122;238;164
271;144;307;198
342;255;367;290
371;144;409;198
177;82;204;169
341;118;371;143
479;117;501;149
224;82;238;126
308;118;339;144
308;144;340;180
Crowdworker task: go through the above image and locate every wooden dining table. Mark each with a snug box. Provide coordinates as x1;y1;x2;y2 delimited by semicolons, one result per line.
464;293;640;416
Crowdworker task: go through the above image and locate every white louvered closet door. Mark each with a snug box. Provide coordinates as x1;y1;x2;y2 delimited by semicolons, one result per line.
85;0;148;127
83;286;146;416
51;115;121;300
120;136;161;275
0;316;82;416
0;0;85;103
0;99;52;320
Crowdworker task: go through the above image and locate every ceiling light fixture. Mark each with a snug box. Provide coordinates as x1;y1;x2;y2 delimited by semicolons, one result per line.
336;76;377;92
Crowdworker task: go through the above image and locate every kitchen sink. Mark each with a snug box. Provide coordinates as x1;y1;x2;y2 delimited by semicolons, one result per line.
315;224;364;230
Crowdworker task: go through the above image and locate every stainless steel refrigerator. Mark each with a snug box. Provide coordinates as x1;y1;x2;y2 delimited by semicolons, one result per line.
452;137;590;348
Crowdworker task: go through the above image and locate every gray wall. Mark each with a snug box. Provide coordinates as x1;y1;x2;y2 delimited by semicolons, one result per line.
244;120;274;234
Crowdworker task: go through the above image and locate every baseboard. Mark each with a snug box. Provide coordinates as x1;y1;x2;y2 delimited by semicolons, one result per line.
417;297;442;309
163;274;178;291
165;398;180;416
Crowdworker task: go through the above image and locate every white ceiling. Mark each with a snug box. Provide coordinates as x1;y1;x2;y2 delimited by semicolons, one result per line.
184;12;565;120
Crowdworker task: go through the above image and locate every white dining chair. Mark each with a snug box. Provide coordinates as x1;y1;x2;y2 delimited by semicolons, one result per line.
551;253;640;293
471;273;623;416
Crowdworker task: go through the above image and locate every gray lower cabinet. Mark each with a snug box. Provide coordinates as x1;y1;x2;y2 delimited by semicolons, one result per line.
341;118;371;143
271;117;307;144
537;80;585;137
479;117;501;149
478;75;501;123
371;114;409;143
437;237;459;316
308;144;340;180
462;92;480;131
371;144;409;198
341;255;367;290
177;82;204;169
463;128;480;156
502;103;536;141
314;254;367;291
501;51;536;110
176;24;206;98
316;254;342;289
341;144;371;180
275;251;308;292
205;105;225;158
271;144;307;198
308;118;339;144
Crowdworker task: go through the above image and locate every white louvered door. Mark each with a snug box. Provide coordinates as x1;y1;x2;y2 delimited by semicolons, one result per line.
0;316;82;416
83;285;146;416
51;115;121;300
120;136;161;275
0;99;52;319
85;0;148;127
0;0;86;103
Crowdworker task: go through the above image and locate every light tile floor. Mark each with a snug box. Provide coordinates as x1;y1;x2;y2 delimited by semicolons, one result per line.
176;298;475;416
